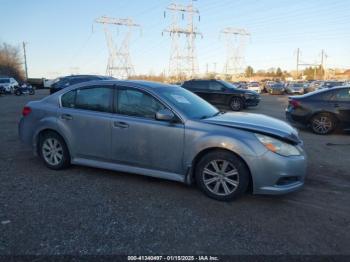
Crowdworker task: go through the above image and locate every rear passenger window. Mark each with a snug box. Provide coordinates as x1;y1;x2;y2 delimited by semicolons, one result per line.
192;81;209;90
209;81;223;91
75;87;113;113
61;90;76;108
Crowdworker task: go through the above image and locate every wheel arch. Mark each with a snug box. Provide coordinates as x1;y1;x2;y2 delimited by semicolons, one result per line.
188;147;253;193
308;110;339;124
34;128;71;158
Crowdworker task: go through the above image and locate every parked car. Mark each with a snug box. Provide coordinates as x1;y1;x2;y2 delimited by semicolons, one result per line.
247;82;262;93
181;79;260;111
286;86;350;135
14;83;35;96
304;81;323;93
19;80;306;201
237;81;248;89
286;83;304;95
0;77;19;93
318;81;345;89
50;75;113;94
267;83;285;95
264;81;276;93
0;86;5;96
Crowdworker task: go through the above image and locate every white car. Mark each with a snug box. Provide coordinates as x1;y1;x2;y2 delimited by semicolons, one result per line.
0;77;19;93
247;82;261;93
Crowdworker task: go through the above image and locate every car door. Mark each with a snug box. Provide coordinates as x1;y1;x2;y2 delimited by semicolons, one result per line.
331;88;350;127
208;81;229;106
111;86;185;174
57;85;114;160
191;81;214;103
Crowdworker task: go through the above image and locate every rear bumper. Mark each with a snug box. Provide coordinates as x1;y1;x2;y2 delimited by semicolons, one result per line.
270;90;285;95
285;110;310;128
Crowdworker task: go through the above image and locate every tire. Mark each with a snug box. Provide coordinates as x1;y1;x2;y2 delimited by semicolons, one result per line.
15;90;21;96
310;113;336;135
39;131;71;170
195;150;249;201
29;90;35;95
230;97;243;111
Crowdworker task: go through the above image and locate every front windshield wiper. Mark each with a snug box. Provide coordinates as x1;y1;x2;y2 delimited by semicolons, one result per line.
200;111;224;119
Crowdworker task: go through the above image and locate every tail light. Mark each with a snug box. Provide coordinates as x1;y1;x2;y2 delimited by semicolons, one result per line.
22;106;32;116
290;99;301;108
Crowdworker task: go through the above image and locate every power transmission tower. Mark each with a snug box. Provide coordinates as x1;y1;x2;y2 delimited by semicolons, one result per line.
95;16;141;79
295;48;328;80
163;0;202;81
221;27;250;78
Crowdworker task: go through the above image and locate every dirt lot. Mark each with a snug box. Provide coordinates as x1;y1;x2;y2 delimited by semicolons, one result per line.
0;90;349;255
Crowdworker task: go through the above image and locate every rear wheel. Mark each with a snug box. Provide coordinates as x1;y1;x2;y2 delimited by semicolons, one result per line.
39;132;70;170
195;150;249;201
310;113;336;135
15;90;21;96
230;97;243;111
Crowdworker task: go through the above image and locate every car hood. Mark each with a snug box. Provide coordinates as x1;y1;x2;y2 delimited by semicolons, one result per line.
203;112;301;144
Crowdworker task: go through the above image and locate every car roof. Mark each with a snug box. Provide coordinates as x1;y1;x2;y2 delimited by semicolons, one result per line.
61;79;178;92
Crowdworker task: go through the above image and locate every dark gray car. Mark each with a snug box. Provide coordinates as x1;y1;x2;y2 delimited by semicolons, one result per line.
19;80;307;201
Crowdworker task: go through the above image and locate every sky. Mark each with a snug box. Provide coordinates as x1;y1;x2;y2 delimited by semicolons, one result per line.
1;0;350;78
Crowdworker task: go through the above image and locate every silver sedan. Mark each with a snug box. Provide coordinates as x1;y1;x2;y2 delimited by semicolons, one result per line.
19;80;307;201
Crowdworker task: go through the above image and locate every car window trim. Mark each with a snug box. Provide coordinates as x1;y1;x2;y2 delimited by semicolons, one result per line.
60;85;114;113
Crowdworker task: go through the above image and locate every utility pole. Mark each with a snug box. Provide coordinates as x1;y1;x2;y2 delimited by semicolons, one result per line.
321;49;327;80
220;27;250;78
296;48;300;79
95;16;141;79
163;0;202;81
22;42;28;80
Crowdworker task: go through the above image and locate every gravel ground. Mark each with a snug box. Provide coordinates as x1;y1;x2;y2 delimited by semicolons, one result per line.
0;90;349;255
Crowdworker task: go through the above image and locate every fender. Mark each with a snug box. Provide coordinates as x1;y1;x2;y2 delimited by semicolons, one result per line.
32;117;72;157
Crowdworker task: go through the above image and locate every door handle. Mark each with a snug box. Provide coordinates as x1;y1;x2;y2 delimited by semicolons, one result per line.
61;114;73;120
114;121;129;128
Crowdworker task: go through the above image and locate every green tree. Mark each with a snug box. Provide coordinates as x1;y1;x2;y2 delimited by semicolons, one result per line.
245;66;254;77
276;67;283;77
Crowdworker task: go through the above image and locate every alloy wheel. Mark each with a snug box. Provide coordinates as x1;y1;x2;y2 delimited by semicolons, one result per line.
312;116;333;134
202;160;239;196
42;138;64;166
230;98;242;111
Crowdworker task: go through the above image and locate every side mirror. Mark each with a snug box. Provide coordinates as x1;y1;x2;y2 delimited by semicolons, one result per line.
156;108;175;122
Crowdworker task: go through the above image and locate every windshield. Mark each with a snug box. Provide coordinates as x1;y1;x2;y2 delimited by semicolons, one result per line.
0;79;10;83
218;80;238;89
159;87;219;119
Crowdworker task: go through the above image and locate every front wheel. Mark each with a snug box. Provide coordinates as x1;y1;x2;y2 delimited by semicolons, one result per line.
29;89;35;95
230;97;243;111
195;150;249;201
310;113;336;135
15;90;21;96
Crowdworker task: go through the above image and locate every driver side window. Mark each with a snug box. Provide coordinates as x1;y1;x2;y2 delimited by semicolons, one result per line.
117;88;165;119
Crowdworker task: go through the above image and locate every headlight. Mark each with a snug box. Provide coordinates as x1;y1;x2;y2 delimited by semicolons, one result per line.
255;133;300;157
